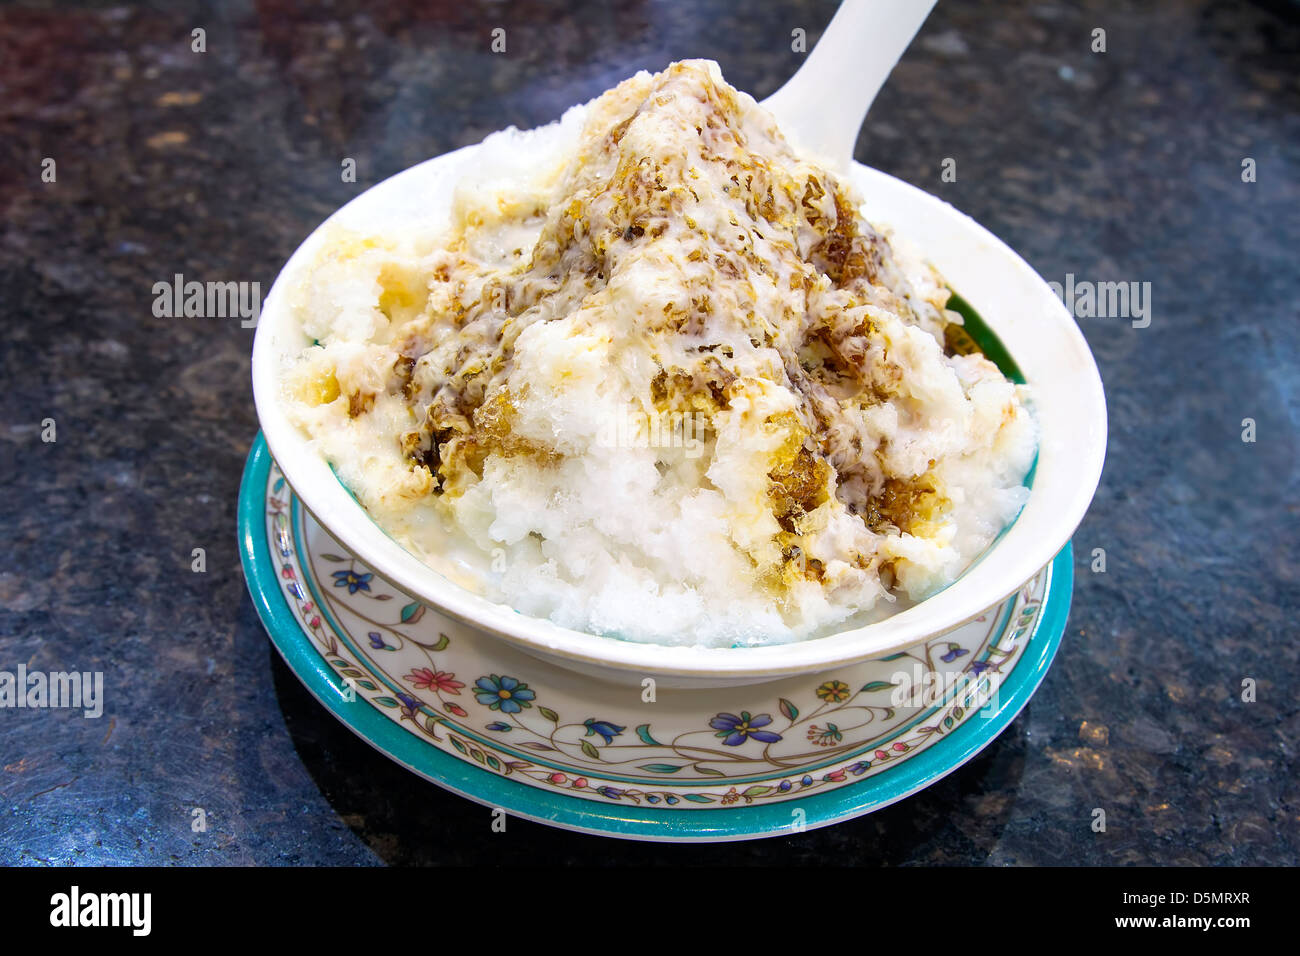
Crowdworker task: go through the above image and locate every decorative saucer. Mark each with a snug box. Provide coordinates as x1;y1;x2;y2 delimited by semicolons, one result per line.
239;434;1071;841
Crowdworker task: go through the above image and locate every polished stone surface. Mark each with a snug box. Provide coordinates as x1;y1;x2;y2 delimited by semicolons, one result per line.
1;0;1296;864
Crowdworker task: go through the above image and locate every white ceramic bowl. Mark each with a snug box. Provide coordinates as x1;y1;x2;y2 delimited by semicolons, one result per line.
251;143;1106;688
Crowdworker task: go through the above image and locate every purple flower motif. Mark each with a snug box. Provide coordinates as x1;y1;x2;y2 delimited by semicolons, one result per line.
597;786;624;800
940;643;969;663
395;692;425;719
709;711;782;746
583;718;625;745
332;569;373;594
485;721;511;732
368;631;388;650
970;659;992;675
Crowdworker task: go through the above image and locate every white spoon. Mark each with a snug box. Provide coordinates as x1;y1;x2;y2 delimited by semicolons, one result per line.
762;0;938;168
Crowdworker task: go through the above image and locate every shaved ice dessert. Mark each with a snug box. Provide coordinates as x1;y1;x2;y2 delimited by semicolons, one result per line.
278;60;1036;647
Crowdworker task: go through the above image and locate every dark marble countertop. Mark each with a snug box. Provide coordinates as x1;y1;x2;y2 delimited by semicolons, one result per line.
2;0;1296;865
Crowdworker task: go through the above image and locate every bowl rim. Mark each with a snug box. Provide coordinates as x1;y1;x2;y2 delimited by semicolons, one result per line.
251;143;1106;680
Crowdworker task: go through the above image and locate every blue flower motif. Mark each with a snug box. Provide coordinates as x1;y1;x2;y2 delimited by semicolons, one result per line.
485;721;512;732
970;659;992;675
583;718;625;745
332;569;373;594
940;643;969;663
597;786;624;800
709;711;782;746
473;674;536;714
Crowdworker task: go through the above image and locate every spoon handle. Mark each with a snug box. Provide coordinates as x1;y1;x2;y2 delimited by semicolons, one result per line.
762;0;938;167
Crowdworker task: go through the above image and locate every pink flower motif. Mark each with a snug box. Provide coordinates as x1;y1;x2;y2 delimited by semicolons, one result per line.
549;772;567;784
875;749;889;760
573;777;588;789
892;742;908;752
309;616;321;629
405;668;465;695
444;702;468;718
281;566;295;579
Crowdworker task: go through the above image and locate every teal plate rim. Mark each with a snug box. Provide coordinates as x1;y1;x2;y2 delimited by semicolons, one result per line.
238;432;1072;843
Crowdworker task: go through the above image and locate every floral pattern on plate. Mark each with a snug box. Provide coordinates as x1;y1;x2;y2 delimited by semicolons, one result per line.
264;461;1046;808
